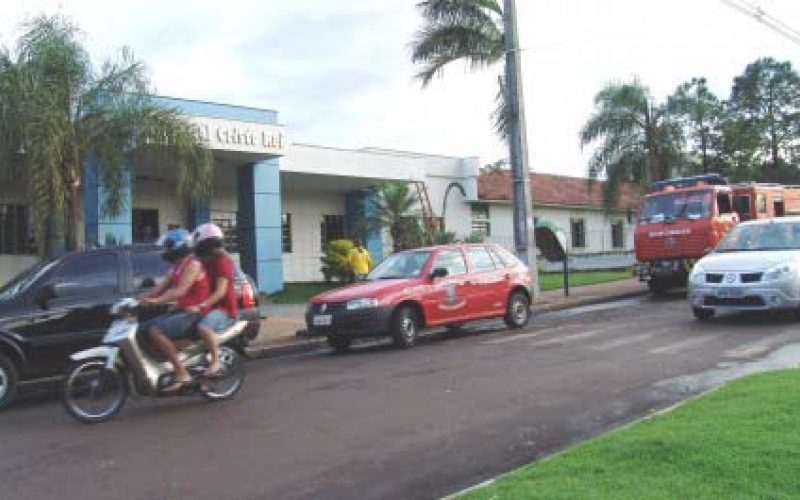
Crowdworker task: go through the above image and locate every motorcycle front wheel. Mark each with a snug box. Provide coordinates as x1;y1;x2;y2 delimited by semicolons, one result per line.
201;345;245;402
62;358;128;424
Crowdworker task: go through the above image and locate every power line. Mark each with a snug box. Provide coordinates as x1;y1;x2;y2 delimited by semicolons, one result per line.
719;0;800;46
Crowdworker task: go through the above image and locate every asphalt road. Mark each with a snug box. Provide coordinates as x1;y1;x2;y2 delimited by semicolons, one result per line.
3;293;800;500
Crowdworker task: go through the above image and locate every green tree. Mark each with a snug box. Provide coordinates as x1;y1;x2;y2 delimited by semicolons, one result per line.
410;0;509;139
368;182;423;252
667;77;724;175
580;79;683;208
0;14;212;255
728;57;800;180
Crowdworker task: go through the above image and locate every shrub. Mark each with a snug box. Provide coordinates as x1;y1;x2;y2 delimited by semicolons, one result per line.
320;239;354;283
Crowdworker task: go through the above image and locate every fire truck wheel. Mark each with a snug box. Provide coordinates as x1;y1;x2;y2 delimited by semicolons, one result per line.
692;307;715;321
647;278;669;295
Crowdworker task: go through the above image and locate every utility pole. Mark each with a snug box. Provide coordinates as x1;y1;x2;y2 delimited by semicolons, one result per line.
503;0;537;293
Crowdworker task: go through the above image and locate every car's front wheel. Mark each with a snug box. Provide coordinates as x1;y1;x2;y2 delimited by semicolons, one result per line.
692;307;715;321
391;306;419;349
504;291;531;329
0;354;19;410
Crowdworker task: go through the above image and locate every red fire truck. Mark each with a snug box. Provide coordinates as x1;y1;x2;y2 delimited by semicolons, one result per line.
633;174;800;293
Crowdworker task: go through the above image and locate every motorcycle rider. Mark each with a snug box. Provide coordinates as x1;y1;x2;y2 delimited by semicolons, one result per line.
186;223;239;377
138;228;211;392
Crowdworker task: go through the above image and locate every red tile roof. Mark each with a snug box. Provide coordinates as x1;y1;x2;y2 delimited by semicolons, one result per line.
477;170;643;210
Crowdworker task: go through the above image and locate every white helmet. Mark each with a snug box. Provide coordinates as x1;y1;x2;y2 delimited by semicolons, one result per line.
193;222;224;244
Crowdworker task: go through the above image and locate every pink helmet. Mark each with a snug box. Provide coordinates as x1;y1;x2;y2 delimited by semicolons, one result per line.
193;222;224;244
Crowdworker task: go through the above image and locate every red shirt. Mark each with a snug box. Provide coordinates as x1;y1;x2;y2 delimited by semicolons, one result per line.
170;257;211;313
203;252;238;319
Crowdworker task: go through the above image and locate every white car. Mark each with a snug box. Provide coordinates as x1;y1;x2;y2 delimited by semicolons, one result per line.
688;217;800;320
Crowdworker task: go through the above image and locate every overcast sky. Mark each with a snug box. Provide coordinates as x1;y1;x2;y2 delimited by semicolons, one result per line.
1;0;799;177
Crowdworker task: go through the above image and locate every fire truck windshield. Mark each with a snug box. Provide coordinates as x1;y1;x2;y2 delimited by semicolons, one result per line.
639;191;711;224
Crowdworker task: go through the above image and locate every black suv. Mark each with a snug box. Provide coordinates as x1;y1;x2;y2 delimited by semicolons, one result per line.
0;245;261;409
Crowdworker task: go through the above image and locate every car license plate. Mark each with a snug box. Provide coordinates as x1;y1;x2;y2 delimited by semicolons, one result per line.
717;287;743;298
313;314;332;326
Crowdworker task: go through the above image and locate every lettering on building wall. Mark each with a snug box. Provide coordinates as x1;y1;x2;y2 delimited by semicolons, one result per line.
189;117;286;155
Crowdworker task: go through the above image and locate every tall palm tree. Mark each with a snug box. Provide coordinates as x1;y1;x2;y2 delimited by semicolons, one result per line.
580;79;683;208
0;14;212;255
411;0;509;139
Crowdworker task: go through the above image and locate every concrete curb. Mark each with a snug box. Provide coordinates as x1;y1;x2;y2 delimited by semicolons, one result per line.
244;288;650;360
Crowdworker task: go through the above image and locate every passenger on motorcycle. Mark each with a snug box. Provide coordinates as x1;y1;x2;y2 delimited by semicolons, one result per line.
187;223;239;377
138;228;211;392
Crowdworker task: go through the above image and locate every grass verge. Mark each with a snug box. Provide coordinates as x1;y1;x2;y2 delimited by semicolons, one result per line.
268;270;633;304
459;369;800;499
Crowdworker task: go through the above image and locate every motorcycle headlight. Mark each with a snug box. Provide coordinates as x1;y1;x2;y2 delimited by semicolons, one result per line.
689;263;706;284
764;263;797;281
346;298;379;310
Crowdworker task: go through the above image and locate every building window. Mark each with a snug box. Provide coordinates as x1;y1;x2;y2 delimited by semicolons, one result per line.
611;220;625;248
212;211;238;253
282;213;292;253
0;204;35;255
321;214;345;248
570;218;586;248
471;203;491;236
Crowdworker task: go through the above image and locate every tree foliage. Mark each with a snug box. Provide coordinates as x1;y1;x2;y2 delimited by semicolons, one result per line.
367;182;425;252
411;0;509;140
0;14;212;255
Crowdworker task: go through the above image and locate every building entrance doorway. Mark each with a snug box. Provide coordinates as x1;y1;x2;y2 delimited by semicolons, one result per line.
133;208;159;243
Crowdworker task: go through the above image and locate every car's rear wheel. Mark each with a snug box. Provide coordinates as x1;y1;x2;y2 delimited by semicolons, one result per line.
391;306;419;349
327;336;352;354
692;307;715;321
504;291;531;329
0;354;19;410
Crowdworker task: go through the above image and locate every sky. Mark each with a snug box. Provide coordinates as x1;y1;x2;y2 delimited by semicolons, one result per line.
1;0;799;178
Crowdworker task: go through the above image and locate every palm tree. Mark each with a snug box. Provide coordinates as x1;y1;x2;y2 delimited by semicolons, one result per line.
411;0;509;139
580;79;683;208
368;182;424;252
0;14;212;255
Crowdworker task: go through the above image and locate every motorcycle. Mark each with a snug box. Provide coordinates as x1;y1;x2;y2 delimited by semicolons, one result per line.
62;298;248;423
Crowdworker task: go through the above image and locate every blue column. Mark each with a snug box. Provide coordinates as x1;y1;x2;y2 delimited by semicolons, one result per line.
344;190;383;263
83;161;132;248
364;190;383;261
189;199;211;229
237;159;283;294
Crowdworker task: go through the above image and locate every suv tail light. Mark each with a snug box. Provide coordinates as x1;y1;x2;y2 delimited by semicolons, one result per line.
241;280;257;308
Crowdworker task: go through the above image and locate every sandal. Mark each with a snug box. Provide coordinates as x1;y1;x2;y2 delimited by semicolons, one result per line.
204;363;224;378
161;378;192;393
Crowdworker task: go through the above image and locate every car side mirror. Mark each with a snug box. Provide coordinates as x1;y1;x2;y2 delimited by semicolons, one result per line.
430;267;448;279
34;284;56;309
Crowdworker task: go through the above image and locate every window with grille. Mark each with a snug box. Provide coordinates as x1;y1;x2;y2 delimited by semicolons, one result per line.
570;218;586;248
211;211;238;253
282;213;292;253
0;204;35;255
611;220;625;248
320;214;345;248
471;203;491;236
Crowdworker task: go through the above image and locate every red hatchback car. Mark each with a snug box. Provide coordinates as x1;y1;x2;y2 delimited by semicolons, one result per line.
305;243;533;352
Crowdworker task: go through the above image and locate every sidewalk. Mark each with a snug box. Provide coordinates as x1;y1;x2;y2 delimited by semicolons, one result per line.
245;277;649;358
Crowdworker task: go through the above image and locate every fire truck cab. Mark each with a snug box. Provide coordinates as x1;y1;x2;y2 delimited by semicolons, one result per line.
634;174;800;293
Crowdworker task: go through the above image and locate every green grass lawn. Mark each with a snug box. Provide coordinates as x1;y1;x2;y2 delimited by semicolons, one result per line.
268;270;632;304
459;369;800;500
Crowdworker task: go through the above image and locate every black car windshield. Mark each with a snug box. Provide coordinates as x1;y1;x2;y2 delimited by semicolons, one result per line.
368;251;432;280
0;259;58;300
640;191;711;224
715;222;800;252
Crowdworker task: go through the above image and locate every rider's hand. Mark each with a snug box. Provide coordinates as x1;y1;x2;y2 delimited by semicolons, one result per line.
186;304;201;314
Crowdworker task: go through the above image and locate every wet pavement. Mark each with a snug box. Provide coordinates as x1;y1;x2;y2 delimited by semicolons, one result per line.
5;288;800;500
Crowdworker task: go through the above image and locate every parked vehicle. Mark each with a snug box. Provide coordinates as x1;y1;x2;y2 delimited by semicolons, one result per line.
305;243;533;352
0;244;260;409
62;298;247;423
634;174;800;294
687;217;800;320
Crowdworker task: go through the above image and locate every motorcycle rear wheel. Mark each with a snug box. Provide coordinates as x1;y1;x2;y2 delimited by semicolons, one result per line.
201;346;245;402
62;358;128;424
